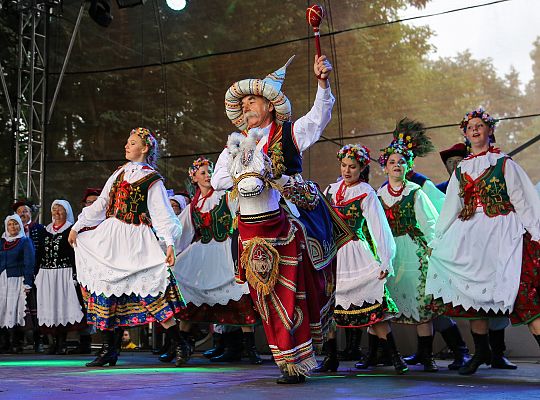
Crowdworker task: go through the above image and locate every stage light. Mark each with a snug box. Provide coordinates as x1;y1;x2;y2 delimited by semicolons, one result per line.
116;0;146;8
88;0;113;27
166;0;186;11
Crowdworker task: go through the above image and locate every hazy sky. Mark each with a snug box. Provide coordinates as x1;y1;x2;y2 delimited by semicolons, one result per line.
400;0;540;87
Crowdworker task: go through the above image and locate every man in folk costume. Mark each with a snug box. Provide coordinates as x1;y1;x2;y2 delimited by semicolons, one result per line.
213;55;353;383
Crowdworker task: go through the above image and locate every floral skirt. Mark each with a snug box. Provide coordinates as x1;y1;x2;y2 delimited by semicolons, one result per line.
335;287;398;328
175;294;259;326
82;273;185;331
511;232;540;325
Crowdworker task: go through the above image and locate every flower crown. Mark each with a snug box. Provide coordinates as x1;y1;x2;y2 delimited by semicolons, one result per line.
378;141;415;167
337;144;371;167
131;127;156;148
459;108;498;133
188;156;214;180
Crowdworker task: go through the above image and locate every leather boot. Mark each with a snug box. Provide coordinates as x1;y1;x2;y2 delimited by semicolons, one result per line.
418;335;438;372
313;338;339;372
158;328;176;363
46;334;57;355
440;324;471;370
33;330;44;353
403;336;423;366
203;332;224;359
8;328;24;354
55;332;68;355
355;333;378;369
489;329;517;369
242;331;263;365
381;331;408;374
165;326;193;367
339;329;364;361
534;334;540;349
458;332;491;375
276;369;306;384
86;330;118;367
211;329;242;362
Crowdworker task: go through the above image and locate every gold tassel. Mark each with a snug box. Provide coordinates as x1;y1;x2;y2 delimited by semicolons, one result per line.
241;237;280;297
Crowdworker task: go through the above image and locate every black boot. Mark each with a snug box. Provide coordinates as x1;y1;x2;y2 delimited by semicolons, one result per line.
8;328;24;354
339;329;364;361
403;336;423;366
158;328;176;363
242;331;263;365
46;334;57;355
355;333;378;369
418;335;438;372
489;329;517;369
381;331;408;374
86;330;118;367
203;332;224;359
276;369;306;384
164;326;193;367
211;329;242;362
55;332;68;355
458;332;490;375
440;324;471;370
534;334;540;349
313;338;339;372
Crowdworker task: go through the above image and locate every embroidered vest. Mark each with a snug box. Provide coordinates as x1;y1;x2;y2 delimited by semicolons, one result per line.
456;156;515;221
381;188;424;239
106;170;162;226
192;194;232;244
331;195;368;241
266;121;303;178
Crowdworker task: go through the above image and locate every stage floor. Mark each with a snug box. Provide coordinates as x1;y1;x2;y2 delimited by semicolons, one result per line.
1;353;539;399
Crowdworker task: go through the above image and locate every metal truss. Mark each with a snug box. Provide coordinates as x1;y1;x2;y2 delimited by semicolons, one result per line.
11;0;60;221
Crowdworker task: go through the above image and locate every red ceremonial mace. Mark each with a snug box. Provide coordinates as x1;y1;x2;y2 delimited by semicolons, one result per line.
306;4;325;57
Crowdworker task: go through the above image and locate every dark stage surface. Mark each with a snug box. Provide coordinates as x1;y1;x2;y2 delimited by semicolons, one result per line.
1;353;539;399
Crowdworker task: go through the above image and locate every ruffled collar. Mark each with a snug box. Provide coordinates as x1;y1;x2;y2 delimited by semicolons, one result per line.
459;147;506;179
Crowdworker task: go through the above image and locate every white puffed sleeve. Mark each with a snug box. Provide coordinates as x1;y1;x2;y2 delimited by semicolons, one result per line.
291;85;335;152
72;168;123;232
429;172;462;249
174;205;195;254
362;189;396;275
211;148;234;191
414;189;439;244
421;179;446;214
505;159;540;241
147;180;182;248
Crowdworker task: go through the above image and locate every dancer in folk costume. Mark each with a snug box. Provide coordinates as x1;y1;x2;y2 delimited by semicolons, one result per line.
377;131;443;373
12;201;47;353
69;127;187;367
226;131;345;384
0;215;35;353
435;142;515;370
426;108;540;375
35;200;86;355
213;54;353;383
160;157;261;366
381;119;445;213
314;144;408;375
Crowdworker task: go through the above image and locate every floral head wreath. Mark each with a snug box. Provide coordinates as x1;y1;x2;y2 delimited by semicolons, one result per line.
130;127;158;168
188;156;214;182
459;107;498;142
337;144;371;168
378;117;434;167
378;141;415;167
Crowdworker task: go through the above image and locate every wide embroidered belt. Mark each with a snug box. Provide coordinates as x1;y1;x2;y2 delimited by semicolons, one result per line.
282;176;320;211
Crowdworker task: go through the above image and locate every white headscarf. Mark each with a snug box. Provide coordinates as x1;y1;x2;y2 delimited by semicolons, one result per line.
170;194;188;215
2;214;26;242
46;200;74;234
